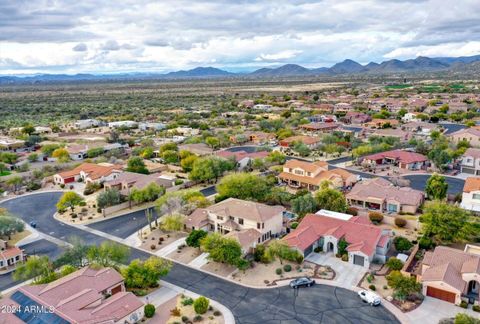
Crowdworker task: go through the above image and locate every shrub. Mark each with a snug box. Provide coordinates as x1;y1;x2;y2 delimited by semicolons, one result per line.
236;258;250;271
290;222;298;229
193;296;209;315
254;244;266;262
295;254;304;264
368;211;384;224
60;184;65;189
193;315;203;322
386;257;404;271
366;274;375;283
170;307;181;316
394;236;413;252
460;300;468;309
473;305;480;312
186;230;208;248
341;254;348;262
144;304;155;318
213;310;221;316
314;246;322;253
150;244;156;250
276;268;282;275
419;236;434;250
283;264;292;272
79;201;87;206
395;217;407;228
369;284;376;291
182;297;194;306
347;207;358;216
383;285;388;290
181;315;189;323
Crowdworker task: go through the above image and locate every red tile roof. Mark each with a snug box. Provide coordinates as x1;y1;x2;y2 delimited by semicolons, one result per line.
215;150;269;160
363;149;427;164
284;213;385;256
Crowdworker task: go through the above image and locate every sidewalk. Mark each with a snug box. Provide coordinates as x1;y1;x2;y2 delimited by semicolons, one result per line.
154;237;186;257
188;252;209;268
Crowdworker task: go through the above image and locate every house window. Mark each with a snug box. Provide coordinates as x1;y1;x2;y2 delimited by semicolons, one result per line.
238;218;244;225
229;216;234;220
294;170;304;175
257;223;260;229
307;172;311;176
473;194;480;200
387;204;397;212
0;260;3;267
262;223;265;229
217;216;223;221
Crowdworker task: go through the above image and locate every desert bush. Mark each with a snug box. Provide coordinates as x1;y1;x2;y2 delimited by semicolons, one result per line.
395;217;407;228
182;297;194;306
369;284;376;291
283;264;292;272
368;211;383;224
144;304;155;318
276;268;282;275
193;296;209;315
341;254;348;262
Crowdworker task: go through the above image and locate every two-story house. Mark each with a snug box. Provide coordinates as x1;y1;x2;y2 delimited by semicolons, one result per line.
278;160;358;191
185;198;285;254
450;128;480;148
0;240;25;273
460;148;480;175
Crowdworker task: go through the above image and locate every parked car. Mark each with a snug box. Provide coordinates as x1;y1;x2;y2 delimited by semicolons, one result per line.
358;289;381;306
29;221;37;228
289;277;315;288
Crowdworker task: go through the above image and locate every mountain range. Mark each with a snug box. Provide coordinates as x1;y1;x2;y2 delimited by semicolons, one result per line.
2;54;480;83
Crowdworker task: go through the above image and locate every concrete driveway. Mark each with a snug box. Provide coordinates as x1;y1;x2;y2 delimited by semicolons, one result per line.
307;252;367;289
406;296;479;323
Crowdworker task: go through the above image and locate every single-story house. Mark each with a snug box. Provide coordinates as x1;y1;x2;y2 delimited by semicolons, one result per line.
279;135;321;150
284;210;392;268
460;177;480;213
420;246;480;305
104;171;175;196
216;150;269;170
346;178;424;213
299;123;339;134
361;149;429;170
53;163;123;185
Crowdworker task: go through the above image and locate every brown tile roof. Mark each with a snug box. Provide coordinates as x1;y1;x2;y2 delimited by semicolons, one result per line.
0;246;23;260
363;149;428;164
56;163;122;180
283;159;328;173
463;177;480;193
463;148;480;159
19;267;143;324
206;198;285;223
421;246;480;292
185;208;209;228
225;229;261;249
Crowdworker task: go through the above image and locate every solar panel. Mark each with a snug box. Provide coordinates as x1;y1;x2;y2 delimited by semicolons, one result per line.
11;291;71;324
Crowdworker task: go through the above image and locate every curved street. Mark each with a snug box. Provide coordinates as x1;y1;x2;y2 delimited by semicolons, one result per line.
0;192;399;324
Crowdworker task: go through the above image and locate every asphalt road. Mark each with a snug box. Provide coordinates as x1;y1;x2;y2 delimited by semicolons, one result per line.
0;192;399;323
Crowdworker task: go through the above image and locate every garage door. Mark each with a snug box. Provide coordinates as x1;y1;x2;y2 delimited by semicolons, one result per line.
426;286;456;303
64;177;75;184
462;167;476;175
353;255;365;266
303;244;313;257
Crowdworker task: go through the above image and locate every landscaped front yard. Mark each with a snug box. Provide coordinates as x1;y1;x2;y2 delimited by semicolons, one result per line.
167;245;202;264
162;294;225;324
140;228;187;251
231;260;334;287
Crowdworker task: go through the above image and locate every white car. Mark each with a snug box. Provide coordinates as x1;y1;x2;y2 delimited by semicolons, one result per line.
358;289;381;306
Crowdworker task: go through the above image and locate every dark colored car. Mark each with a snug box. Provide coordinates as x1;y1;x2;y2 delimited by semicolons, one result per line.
29;221;37;228
289;277;315;288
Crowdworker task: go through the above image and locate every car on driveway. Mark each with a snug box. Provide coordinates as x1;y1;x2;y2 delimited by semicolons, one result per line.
289;277;315;288
358;289;381;306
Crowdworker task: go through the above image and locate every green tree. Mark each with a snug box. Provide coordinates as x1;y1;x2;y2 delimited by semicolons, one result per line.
56;191;84;212
265;240;289;265
293;142;311;157
22;124;36;135
216;173;271;201
394;236;413;252
87;147;105;158
86;241;130;267
13;255;55;284
337;238;349;256
291;193;317;217
126;156;149;174
190;156;232;183
161;150;179;164
251;158;266;171
53;237;89;268
0;162;7;175
186;229;208;248
386;270;421;301
425;173;448;200
200;233;243;266
144;304;155;318
454;313;480;324
27;153;39;163
314;182;348;212
97;188;122;209
205;136;220;149
41;144;61;157
386;257;404;271
193;296;210;315
265;151;286;165
0;152;18;164
6;176;23;193
159;142;178;154
0;213;25;240
420;201;474;243
160;214;185;231
122;256;172;289
180;154;198;172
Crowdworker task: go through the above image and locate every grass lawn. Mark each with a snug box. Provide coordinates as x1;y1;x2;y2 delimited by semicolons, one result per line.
0;170;11;176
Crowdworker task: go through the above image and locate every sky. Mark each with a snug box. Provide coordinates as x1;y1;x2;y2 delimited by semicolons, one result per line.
1;0;480;75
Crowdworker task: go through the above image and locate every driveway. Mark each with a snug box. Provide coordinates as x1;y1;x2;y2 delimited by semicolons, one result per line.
406;296;478;323
306;252;367;290
0;192;400;323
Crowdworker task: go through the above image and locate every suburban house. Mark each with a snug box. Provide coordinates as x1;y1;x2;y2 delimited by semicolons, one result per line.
344;112;371;124
104;171;176;196
284;210;392;268
460;148;480;175
253;104;273;111
0;267;144;323
216;150;269;170
229;131;275;145
460;177;480;213
279;135;321;150
402;112;422;123
74;119;101;129
278;160;358;191
53;163;123;185
346;178;424;213
308;114;337;123
0;137;28;153
367;128;411;142
66;142;128;161
419;246;480;305
449;128;480;147
138;122;166;131
361;149;429;170
185;198;285;253
0;240;25;273
108;120;138;129
364;119;400;129
299;123;340;135
401;122;438;137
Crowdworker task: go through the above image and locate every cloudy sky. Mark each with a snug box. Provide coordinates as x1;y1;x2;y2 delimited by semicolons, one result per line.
1;0;480;75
